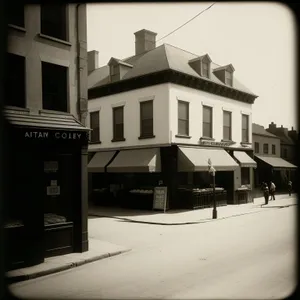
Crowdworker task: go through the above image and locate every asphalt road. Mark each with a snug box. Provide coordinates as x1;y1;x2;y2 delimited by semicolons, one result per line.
10;204;297;299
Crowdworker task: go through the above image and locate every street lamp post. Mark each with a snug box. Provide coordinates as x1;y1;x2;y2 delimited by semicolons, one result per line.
208;159;217;219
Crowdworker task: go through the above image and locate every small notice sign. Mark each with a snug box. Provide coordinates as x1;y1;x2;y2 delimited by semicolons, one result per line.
153;186;168;212
47;186;60;196
44;161;58;173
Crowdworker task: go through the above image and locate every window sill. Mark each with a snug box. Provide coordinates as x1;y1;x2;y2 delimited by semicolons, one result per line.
175;134;192;139
38;33;71;46
200;136;215;141
139;135;156;140
4;105;29;112
111;138;126;142
8;24;26;33
89;141;102;145
39;109;70;116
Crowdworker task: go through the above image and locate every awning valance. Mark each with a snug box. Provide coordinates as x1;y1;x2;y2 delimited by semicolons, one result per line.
178;146;239;172
106;148;161;173
88;151;116;173
233;151;257;168
255;155;297;170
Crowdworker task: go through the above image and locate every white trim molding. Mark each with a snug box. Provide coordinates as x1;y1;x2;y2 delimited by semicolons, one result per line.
138;95;155;102
111;101;126;108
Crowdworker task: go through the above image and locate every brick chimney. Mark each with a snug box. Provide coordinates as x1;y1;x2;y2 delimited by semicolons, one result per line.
288;127;297;141
268;122;276;130
88;50;99;73
134;29;157;56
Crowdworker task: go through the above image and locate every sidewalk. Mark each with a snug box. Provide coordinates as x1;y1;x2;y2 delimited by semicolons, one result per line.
6;238;131;284
89;194;297;225
6;194;296;284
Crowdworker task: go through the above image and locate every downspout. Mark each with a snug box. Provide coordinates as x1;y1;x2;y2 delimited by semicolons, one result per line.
76;3;87;125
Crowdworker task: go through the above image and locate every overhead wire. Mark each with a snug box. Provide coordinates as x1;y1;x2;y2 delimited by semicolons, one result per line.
156;3;216;43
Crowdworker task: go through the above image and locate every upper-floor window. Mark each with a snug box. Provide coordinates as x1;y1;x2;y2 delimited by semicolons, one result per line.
5;53;25;108
202;61;209;78
178;101;189;136
263;143;268;154
113;106;124;141
242;114;249;143
272;144;276;155
40;4;67;41
223;111;232;140
8;4;24;27
90;111;100;143
140;100;153;138
255;142;259;153
42;61;67;112
283;148;288;158
203;105;213;138
225;70;233;86
110;64;120;83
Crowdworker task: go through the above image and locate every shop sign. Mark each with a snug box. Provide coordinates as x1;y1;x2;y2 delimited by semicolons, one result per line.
153;186;168;212
44;161;58;173
199;140;234;147
24;130;88;141
47;186;60;196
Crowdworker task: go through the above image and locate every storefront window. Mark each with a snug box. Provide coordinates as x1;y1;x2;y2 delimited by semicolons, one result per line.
241;167;250;185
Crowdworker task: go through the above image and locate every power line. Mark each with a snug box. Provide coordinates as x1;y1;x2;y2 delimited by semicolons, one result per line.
156;3;216;43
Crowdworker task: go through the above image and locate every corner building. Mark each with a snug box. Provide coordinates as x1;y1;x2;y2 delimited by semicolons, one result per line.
87;29;258;211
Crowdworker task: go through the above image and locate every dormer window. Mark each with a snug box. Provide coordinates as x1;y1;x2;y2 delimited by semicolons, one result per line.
109;64;120;83
202;61;209;78
108;57;133;83
213;64;235;87
189;54;211;79
225;70;232;86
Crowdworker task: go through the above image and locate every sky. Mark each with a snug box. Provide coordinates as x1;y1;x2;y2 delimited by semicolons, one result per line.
87;2;297;131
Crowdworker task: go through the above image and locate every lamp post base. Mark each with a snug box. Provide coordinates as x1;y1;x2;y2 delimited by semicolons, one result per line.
212;208;217;219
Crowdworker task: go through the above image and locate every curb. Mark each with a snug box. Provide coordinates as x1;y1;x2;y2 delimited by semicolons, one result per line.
7;249;131;284
89;202;297;226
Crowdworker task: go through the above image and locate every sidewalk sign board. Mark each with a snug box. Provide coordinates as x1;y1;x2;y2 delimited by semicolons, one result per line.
153;186;168;213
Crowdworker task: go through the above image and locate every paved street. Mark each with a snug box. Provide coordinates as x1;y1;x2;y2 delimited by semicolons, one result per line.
10;201;297;299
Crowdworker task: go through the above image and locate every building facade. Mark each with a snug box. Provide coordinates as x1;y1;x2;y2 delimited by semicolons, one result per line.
266;122;297;166
252;123;296;194
4;4;89;271
87;29;258;210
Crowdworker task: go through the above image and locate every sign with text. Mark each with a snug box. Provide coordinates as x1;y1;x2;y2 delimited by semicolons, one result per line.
199;140;234;147
153;186;168;212
44;161;58;173
47;185;60;196
24;130;88;141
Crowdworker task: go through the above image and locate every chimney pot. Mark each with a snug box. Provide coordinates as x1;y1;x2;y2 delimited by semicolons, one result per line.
88;50;99;73
134;29;157;56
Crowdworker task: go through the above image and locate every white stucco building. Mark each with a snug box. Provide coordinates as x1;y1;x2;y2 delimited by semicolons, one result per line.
87;29;258;209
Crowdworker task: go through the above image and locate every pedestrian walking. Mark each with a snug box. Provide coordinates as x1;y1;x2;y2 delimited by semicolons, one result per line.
269;181;276;201
288;181;292;196
262;182;269;205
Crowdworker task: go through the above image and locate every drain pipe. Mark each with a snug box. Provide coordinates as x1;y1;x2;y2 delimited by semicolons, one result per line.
76;3;87;126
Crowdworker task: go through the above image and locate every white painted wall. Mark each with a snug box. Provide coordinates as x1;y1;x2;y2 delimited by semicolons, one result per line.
7;4;86;121
169;84;253;148
88;84;170;150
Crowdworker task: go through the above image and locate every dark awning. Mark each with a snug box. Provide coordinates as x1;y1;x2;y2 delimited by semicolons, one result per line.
88;151;116;173
255;155;297;170
4;108;90;131
106;148;161;173
233;151;257;168
178;146;239;172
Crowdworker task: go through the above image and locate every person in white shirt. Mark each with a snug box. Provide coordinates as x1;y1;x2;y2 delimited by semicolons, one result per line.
269;181;276;200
